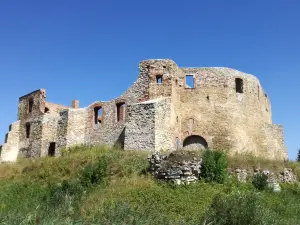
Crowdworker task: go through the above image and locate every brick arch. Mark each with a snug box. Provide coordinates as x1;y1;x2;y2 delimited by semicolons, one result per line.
183;135;208;150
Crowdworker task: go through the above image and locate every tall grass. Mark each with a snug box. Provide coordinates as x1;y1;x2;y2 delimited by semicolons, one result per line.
1;146;300;224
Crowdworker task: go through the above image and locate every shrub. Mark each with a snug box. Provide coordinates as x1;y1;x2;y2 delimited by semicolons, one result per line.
297;149;300;162
79;156;108;187
49;180;84;204
95;201;172;225
200;150;228;183
204;192;273;225
252;173;268;191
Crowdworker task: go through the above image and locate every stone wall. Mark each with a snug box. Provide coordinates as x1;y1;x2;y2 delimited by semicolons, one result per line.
154;98;174;151
40;114;60;157
0;121;20;162
0;59;287;162
56;110;69;154
45;102;70;114
124;100;156;150
172;67;285;160
65;109;87;148
149;152;296;188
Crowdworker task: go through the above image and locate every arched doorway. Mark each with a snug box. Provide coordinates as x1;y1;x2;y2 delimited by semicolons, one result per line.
183;135;208;150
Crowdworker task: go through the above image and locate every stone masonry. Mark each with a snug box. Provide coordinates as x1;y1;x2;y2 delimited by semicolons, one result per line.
0;59;288;162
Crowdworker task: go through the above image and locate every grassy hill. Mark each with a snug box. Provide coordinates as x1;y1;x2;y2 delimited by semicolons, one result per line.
1;145;300;225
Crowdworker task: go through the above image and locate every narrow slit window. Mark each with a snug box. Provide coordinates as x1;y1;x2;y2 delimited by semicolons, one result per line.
186;75;194;88
26;123;30;138
116;102;126;122
28;98;34;113
48;142;56;156
176;137;179;150
235;78;244;93
156;75;163;84
94;107;103;125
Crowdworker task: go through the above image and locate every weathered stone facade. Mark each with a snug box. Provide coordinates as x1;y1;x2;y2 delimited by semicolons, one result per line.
0;59;287;162
148;152;296;189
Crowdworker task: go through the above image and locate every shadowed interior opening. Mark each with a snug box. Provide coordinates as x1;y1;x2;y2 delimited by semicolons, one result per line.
183;135;208;150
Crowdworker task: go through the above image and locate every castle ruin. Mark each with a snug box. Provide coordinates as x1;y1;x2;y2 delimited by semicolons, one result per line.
0;59;287;162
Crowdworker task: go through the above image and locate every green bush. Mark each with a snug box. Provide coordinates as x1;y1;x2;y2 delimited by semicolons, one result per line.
204;192;273;225
95;201;172;225
49;180;84;204
200;150;228;183
252;173;269;191
79;156;108;187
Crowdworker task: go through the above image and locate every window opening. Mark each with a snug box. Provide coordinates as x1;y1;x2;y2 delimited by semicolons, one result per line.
116;102;126;122
186;75;194;88
48;142;56;156
26;123;30;138
28;98;33;113
94;107;103;124
156;75;163;84
235;78;244;93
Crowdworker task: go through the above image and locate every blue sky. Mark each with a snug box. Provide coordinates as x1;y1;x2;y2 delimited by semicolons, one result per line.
0;0;299;159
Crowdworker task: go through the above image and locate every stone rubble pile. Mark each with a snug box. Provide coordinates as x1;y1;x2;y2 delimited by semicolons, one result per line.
279;168;297;183
232;167;297;192
148;153;202;185
148;153;297;190
233;168;248;183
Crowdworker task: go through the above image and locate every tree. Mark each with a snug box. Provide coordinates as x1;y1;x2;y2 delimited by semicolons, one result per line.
297;149;300;162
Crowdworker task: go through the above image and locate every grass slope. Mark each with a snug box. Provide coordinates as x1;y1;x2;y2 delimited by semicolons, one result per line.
0;145;300;225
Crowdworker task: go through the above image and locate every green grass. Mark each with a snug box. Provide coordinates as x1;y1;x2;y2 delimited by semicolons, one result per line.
1;145;300;224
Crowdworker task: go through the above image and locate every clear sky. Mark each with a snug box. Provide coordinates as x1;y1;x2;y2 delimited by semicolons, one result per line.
0;0;299;159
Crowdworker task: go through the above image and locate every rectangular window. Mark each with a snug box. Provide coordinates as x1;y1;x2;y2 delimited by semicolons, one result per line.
94;107;102;125
235;78;244;93
186;75;194;88
28;99;33;113
156;75;163;84
116;102;126;122
48;142;56;156
26;123;30;138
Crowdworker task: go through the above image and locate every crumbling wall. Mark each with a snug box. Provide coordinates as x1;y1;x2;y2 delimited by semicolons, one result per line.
45;102;70;114
65;109;87;147
56;110;69;153
0;121;20;162
40;114;60;157
124;101;156;150
168;67;286;160
0;59;287;161
124;97;174;151
55;108;87;155
262;124;287;160
18;89;46;121
154;98;174;151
